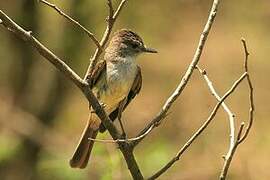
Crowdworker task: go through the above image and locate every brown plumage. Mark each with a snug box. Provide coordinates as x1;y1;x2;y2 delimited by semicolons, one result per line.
69;29;156;169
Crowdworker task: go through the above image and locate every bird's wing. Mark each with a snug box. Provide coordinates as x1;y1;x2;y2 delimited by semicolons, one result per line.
99;66;142;132
124;66;142;108
86;60;107;88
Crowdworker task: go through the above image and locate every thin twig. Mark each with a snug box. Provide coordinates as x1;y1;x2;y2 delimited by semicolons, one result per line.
148;72;247;180
219;38;254;180
84;0;127;79
131;0;221;148
113;0;127;20
238;38;254;143
39;0;102;50
88;125;154;143
196;66;236;163
107;0;114;19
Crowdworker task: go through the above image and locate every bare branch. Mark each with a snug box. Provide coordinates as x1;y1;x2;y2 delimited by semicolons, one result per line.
219;39;254;180
113;0;127;20
131;0;221;148
107;0;114;19
0;10;86;90
84;0;127;79
219;123;244;180
88;125;154;143
196;66;236;165
148;72;247;180
39;0;102;50
238;38;254;143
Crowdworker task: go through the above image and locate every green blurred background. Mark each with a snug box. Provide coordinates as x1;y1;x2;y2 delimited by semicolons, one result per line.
0;0;268;179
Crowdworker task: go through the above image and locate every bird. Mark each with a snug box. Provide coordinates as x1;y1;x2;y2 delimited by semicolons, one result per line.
69;29;157;169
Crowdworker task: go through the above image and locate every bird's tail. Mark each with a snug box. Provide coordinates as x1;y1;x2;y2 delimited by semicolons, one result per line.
69;113;100;168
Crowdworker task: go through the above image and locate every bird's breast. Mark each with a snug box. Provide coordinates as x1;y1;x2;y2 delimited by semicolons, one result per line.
106;60;137;98
94;57;138;113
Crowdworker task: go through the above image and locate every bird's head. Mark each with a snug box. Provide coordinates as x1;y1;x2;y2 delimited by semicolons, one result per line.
105;29;157;59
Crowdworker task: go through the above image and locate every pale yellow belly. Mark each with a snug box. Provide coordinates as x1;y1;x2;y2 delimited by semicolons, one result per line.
92;80;133;114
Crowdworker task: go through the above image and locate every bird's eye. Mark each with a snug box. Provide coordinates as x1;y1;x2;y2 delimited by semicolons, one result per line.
131;43;139;49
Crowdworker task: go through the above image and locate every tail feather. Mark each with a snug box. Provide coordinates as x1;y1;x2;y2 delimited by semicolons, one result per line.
70;114;99;168
79;144;92;169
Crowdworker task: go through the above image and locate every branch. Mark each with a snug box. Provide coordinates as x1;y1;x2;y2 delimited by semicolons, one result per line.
113;0;127;20
0;9;144;180
39;0;102;50
88;124;154;143
84;0;127;79
219;38;254;180
131;0;221;148
81;94;144;180
148;72;247;180
238;38;254;143
0;10;86;90
219;123;244;180
107;0;114;19
196;66;236;165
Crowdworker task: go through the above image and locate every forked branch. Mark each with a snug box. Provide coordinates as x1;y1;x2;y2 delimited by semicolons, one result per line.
147;72;247;180
84;0;127;79
219;38;254;180
196;66;236;167
131;0;221;148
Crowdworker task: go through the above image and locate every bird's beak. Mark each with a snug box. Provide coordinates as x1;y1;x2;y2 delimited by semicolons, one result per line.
142;46;158;53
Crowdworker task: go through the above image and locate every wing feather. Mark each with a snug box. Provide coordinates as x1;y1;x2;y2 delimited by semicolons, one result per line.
124;66;142;109
86;61;107;88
